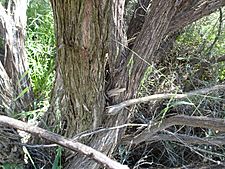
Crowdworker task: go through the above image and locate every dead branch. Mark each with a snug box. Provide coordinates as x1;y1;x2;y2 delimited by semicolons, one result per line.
123;115;225;145
126;133;225;146
0;115;129;169
107;84;225;114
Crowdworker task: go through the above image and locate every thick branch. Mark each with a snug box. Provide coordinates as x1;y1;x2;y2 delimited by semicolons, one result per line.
123;115;225;145
167;0;225;34
0;115;129;169
107;84;225;114
127;0;225;46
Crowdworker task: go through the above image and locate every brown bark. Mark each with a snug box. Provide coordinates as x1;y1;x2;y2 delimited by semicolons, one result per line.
43;1;111;168
167;0;225;35
0;62;12;115
43;1;129;168
124;0;178;97
48;0;109;136
127;0;225;45
44;0;225;168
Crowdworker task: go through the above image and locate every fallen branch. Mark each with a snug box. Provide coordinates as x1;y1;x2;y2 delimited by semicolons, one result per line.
107;84;225;114
125;133;225;146
0;115;129;169
123;115;225;145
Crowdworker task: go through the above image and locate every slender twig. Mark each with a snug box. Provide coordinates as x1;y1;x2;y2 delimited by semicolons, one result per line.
73;123;147;140
0;115;129;169
123;115;225;145
107;84;225;114
15;143;58;148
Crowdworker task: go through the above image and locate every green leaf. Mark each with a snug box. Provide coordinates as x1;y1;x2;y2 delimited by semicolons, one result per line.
52;147;62;169
14;87;29;101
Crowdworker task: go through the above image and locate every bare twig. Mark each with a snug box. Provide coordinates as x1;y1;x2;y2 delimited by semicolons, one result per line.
73;123;148;140
16;143;58;148
0;115;129;169
107;84;225;114
123;115;225;145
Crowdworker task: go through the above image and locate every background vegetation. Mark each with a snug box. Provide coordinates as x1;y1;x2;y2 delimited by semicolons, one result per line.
24;0;55;122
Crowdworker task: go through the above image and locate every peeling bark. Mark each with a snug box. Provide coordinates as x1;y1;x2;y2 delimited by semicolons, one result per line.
0;0;31;164
0;1;33;113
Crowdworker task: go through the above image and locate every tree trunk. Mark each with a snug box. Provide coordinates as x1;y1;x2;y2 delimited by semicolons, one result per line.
43;1;111;168
46;0;110;136
44;0;225;169
0;0;32;164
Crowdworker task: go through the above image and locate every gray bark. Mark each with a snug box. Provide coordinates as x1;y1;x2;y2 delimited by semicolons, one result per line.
0;0;32;164
0;1;33;113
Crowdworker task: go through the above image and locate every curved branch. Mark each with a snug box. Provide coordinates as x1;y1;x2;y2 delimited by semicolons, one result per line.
0;115;129;169
123;115;225;145
167;0;225;34
127;0;225;46
107;84;225;114
126;133;225;146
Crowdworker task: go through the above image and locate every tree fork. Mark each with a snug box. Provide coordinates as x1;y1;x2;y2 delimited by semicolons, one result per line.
42;0;225;168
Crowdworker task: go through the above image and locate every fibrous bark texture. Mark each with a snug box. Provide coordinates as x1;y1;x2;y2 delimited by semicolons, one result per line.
47;0;109;137
44;1;110;168
45;0;225;169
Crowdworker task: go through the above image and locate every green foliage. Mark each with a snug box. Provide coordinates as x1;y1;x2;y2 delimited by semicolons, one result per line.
1;163;23;169
52;147;62;169
26;0;55;100
176;8;225;81
0;0;6;5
